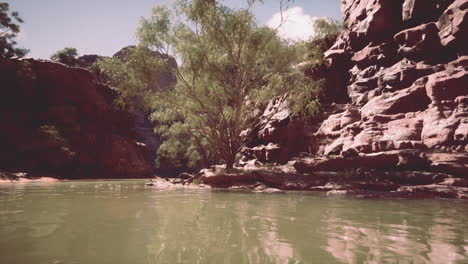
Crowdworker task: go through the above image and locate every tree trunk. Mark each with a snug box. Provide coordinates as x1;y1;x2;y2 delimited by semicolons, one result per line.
226;155;235;171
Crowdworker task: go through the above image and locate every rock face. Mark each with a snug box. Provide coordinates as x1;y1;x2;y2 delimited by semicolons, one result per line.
241;0;468;186
78;46;177;171
241;97;308;164
317;0;468;165
0;58;153;178
437;0;468;51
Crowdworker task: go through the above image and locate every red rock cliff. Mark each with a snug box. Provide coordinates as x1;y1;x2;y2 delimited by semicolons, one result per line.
243;0;468;178
0;58;153;178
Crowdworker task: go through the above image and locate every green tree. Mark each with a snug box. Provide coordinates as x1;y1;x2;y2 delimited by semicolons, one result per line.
307;19;343;63
139;0;303;170
50;47;79;66
97;0;323;171
96;45;170;110
0;2;28;59
314;19;343;39
292;18;343;107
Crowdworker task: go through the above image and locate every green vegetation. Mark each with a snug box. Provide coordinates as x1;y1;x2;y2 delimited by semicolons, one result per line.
50;47;80;66
307;19;343;63
97;0;342;171
295;18;343;106
144;0;305;170
0;2;28;59
97;46;169;111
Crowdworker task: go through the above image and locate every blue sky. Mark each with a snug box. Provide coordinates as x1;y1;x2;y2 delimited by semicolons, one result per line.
7;0;341;59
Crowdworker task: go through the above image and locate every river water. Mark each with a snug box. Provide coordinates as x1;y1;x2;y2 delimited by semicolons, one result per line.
0;180;467;264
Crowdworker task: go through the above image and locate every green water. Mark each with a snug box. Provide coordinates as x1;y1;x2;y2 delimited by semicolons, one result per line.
0;180;467;264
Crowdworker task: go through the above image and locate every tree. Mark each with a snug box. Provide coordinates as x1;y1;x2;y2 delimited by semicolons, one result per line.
314;19;343;39
96;45;171;110
306;19;343;64
50;47;79;66
138;0;302;170
292;18;344;107
96;0;323;171
0;2;28;59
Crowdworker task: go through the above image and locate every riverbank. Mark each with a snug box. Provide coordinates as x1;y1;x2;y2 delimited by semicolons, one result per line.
3;167;467;199
153;163;468;199
0;177;59;184
0;171;58;183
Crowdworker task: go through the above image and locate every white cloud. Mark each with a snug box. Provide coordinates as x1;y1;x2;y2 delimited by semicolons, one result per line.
266;6;319;41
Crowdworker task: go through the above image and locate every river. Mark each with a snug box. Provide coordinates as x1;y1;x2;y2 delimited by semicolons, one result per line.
0;180;467;264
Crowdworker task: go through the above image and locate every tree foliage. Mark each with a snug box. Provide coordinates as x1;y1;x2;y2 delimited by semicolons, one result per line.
290;18;344;109
140;0;305;169
96;46;171;111
98;0;329;171
50;47;79;66
307;19;343;63
0;2;28;59
314;19;343;39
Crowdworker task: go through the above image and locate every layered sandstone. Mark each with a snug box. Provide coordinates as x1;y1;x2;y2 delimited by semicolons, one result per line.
236;0;468;197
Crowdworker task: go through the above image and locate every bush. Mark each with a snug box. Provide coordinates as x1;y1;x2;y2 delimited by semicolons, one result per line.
50;47;79;66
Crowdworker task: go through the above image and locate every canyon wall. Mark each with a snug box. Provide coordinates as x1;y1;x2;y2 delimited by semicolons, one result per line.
243;0;468;177
0;58;153;178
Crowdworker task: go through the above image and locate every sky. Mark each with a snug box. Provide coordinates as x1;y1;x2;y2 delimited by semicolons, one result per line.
7;0;341;59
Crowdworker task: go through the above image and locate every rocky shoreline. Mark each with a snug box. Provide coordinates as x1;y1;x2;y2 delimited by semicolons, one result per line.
3;167;467;199
143;162;467;199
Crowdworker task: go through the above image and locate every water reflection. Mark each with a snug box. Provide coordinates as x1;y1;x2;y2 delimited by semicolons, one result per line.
322;201;468;264
0;182;467;264
141;192;302;263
